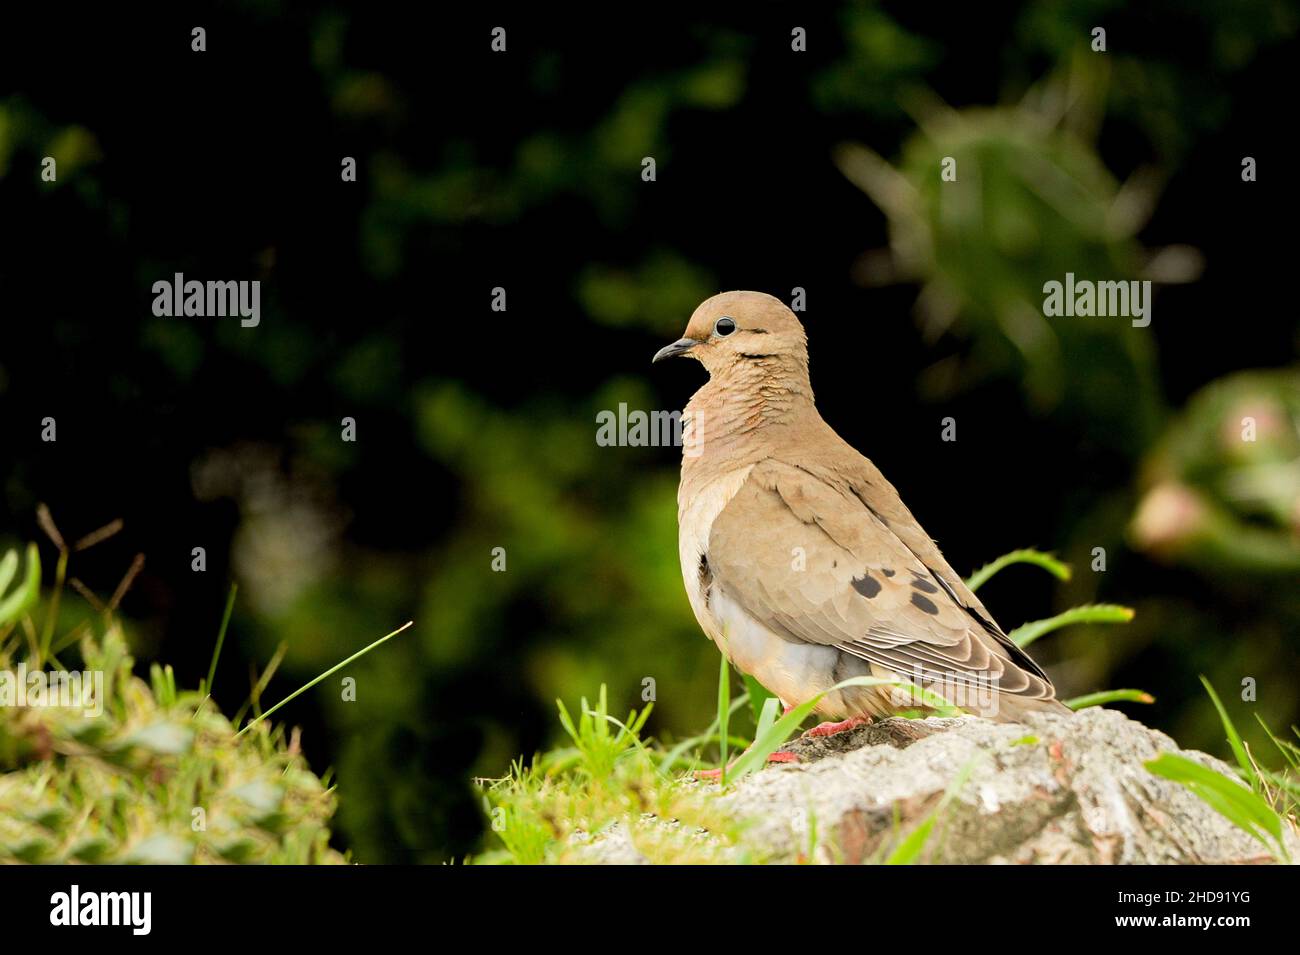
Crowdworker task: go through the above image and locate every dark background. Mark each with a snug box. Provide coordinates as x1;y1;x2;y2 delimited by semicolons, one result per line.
3;1;1298;862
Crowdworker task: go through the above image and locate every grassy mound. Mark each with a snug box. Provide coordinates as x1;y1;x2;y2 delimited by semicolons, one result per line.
0;536;346;864
0;624;344;864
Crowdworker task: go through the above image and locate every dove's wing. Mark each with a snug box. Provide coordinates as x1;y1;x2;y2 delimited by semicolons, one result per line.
706;459;1060;706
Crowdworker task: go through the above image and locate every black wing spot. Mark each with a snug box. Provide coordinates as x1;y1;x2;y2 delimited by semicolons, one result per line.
851;573;881;598
911;577;939;594
881;568;896;577
910;592;939;615
698;553;712;588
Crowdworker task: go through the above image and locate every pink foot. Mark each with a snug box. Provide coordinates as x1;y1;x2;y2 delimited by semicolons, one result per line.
804;716;870;738
693;750;799;780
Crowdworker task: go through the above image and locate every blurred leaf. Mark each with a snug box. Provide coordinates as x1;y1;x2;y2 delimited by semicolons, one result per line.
123;833;195;865
966;548;1070;592
1065;689;1154;710
122;722;194;756
0;545;41;627
1200;676;1257;787
1009;604;1134;648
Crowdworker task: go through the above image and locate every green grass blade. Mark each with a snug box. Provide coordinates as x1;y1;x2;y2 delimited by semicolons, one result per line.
754;696;781;743
232;640;287;726
38;549;67;663
1259;768;1300;806
965;549;1070;593
742;673;775;726
0;549;17;596
555;698;580;746
235;620;412;737
1066;688;1154;710
1008;604;1134;648
658;694;750;774
204;583;238;696
625;700;653;737
0;544;41;628
885;753;984;864
726;697;822;780
595;685;609;743
717;652;732;783
588;708;654;760
1199;676;1256;787
885;809;940;865
1255;714;1300;772
1146;752;1286;860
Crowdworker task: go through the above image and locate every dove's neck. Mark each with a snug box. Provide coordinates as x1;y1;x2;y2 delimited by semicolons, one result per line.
682;355;817;469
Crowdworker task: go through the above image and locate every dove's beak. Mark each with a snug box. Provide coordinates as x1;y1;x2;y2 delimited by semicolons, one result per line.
653;338;698;364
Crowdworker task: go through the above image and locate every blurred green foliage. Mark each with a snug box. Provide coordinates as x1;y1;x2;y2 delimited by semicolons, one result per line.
0;561;342;864
836;60;1173;449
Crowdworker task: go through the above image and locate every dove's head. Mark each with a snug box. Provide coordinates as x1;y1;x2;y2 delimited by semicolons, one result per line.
652;291;808;376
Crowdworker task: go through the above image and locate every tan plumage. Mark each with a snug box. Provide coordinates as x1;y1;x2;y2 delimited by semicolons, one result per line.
656;291;1068;724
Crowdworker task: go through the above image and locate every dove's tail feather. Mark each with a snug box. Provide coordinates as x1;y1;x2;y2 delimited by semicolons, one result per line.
990;693;1073;723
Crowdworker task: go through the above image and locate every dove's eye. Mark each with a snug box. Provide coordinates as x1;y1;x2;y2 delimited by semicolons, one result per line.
714;317;737;337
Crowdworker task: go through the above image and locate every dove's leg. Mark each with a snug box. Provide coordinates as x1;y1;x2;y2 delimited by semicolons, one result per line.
804;716;870;738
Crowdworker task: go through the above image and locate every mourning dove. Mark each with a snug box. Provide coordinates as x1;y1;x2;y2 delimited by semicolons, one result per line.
654;291;1068;729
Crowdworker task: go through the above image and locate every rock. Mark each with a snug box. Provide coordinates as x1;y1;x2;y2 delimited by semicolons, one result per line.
707;707;1294;864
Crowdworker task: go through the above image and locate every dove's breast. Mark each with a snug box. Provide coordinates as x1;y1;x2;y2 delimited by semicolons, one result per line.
677;464;754;641
676;464;846;712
